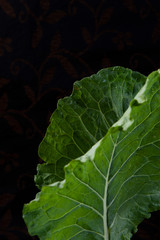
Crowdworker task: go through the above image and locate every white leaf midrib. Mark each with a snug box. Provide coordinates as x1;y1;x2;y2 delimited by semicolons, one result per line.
103;134;118;240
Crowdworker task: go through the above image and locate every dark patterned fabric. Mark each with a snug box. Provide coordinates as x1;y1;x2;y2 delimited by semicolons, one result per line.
1;0;160;239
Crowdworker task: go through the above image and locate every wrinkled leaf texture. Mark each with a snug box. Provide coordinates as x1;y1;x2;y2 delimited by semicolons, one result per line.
23;67;160;240
36;67;146;188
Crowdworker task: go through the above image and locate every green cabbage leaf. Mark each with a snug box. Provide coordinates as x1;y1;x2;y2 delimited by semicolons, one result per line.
23;67;160;240
35;67;146;189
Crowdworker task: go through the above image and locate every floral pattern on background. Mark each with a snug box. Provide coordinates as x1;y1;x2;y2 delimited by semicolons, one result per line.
1;0;160;239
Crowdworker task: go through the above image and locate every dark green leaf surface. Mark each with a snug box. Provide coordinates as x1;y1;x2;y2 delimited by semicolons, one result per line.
23;70;160;239
36;67;146;188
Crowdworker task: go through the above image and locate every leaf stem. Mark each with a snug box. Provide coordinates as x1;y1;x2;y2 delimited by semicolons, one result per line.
103;134;118;240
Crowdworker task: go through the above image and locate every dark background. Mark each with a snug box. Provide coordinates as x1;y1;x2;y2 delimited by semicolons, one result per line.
0;0;160;239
